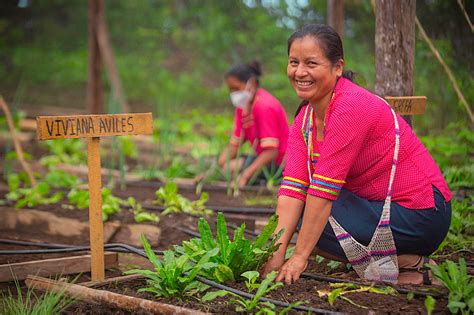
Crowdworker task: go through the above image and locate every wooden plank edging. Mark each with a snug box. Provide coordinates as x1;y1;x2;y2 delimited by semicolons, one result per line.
0;252;118;283
25;275;208;315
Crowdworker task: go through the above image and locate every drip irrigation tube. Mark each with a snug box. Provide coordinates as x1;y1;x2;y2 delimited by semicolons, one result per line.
127;179;271;193
142;203;275;214
0;239;163;256
195;275;341;315
174;226;201;238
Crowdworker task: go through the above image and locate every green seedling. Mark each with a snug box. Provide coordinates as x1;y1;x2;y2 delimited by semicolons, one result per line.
43;169;79;189
425;295;436;315
174;212;283;283
428;258;474;315
443;197;473;252
125;235;216;298
202;271;305;314
154;182;213;216
6;174;63;208
0;276;75;315
40;138;87;169
241;271;261;292
202;271;282;312
317;282;397;309
128;197;159;223
156;156;197;180
68;188;127;221
327;260;341;271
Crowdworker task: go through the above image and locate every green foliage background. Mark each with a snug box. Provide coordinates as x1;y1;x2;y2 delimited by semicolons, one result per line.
1;0;472;135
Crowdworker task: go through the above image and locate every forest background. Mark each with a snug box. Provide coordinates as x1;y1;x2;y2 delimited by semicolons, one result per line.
0;0;472;142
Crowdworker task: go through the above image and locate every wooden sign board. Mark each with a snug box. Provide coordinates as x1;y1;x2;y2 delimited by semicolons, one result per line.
36;113;153;140
36;112;153;282
385;96;427;115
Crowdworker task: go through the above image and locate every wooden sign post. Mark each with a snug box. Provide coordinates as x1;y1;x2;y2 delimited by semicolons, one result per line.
37;113;153;281
385;96;427;115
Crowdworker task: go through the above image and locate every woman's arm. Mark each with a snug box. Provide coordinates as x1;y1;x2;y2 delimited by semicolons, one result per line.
262;195;305;275
238;147;278;187
276;195;333;284
218;143;238;167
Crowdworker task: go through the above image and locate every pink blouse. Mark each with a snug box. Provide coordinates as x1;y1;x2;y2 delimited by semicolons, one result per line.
231;88;289;165
279;78;451;209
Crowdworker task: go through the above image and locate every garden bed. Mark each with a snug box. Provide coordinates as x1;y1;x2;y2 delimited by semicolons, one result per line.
59;258;450;314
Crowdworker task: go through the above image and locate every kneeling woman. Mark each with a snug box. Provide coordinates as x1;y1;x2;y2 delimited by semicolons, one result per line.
218;61;289;187
263;24;451;285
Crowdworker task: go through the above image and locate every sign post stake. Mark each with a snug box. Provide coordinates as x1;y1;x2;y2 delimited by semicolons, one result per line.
36;113;153;282
87;137;104;281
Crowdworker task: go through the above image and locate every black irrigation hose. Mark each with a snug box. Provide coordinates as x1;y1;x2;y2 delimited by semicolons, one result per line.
142;203;275;214
301;272;445;299
0;239;164;256
195;275;343;315
127;180;270;193
174;226;201;238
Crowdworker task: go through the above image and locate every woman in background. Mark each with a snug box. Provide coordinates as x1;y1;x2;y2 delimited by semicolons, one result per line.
218;61;289;187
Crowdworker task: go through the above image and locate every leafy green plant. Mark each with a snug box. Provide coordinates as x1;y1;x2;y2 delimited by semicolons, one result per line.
67;188;127;221
419;123;473;170
202;271;284;313
428;258;474;315
0;110;25;131
43;169;79;189
156;156;197;180
119;136;138;158
154;182;213;216
244;195;276;207
241;271;261;292
125;235;216;298
6;174;64;208
317;283;397;309
327;260;342;272
0;277;75;315
443;165;474;190
128;197;160;223
435;196;473;253
39;138;87;169
175;212;283;283
425;295;436;315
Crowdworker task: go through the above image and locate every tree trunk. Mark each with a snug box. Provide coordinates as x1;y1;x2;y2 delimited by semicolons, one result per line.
375;0;415;126
327;0;344;39
87;0;104;114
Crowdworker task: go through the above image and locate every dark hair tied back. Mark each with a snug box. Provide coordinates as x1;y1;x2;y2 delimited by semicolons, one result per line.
248;60;262;77
225;60;262;84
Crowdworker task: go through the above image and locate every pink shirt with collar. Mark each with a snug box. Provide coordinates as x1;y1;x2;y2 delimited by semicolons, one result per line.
279;77;451;209
231;88;289;165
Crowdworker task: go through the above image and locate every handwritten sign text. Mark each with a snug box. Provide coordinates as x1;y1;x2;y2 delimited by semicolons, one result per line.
385;96;427;115
37;113;153;140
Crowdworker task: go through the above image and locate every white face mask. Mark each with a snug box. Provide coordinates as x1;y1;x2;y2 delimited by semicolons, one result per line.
230;90;252;109
229;79;254;109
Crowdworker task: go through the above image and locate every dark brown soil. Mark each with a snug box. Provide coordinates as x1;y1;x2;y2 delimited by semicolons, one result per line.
63;276;450;314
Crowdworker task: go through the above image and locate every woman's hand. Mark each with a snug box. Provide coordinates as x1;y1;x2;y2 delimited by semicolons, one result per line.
238;173;249;188
275;253;308;284
262;250;286;277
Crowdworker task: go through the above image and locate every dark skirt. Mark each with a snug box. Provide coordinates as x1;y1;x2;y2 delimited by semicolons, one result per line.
300;186;451;259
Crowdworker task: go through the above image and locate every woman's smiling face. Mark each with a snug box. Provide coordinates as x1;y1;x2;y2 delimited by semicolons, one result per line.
287;36;343;106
